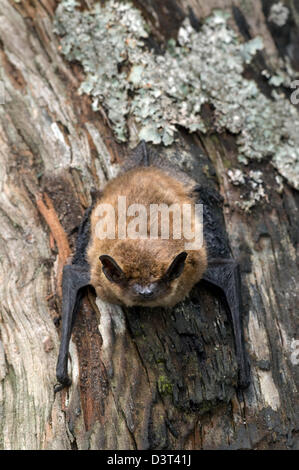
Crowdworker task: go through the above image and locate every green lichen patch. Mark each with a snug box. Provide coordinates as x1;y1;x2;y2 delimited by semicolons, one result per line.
157;374;173;396
54;1;299;190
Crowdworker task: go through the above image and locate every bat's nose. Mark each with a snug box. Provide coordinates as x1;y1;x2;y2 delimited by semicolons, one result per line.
133;284;155;298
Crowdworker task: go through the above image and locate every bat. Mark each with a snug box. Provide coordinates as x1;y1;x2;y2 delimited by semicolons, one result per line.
54;142;250;393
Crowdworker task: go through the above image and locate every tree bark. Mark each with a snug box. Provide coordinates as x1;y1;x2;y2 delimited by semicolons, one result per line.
0;0;298;450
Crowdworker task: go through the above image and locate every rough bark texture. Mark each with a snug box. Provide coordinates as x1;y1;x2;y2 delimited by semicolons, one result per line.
0;0;298;450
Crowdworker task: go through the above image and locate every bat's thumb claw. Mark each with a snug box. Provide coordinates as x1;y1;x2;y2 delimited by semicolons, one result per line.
54;375;72;394
54;383;65;394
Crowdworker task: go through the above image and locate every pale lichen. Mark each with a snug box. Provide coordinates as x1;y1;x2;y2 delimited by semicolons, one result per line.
228;168;268;211
228;169;246;186
54;0;299;190
54;0;149;142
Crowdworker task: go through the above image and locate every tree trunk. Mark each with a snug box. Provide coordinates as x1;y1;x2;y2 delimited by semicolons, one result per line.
0;0;298;450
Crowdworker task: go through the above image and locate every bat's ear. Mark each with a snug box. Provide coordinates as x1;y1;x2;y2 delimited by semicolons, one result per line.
99;255;124;283
163;252;188;282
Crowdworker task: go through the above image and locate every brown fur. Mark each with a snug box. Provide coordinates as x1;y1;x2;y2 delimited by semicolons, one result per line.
87;167;207;307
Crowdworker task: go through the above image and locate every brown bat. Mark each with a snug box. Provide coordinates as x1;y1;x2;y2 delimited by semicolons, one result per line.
88;165;207;308
55;142;250;392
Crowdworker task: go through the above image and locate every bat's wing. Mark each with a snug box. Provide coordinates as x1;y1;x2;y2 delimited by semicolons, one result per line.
196;186;250;389
55;205;93;393
202;259;250;389
55;265;90;393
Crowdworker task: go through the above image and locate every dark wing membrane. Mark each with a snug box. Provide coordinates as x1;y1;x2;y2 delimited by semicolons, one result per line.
194;185;250;389
55;205;93;392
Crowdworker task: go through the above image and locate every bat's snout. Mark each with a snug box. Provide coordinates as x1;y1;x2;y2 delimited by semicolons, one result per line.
133;283;156;299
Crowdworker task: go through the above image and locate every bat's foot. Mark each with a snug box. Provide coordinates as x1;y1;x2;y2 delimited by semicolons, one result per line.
54;373;72;394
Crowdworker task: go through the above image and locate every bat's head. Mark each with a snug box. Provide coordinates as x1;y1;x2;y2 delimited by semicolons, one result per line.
94;239;207;307
99;251;186;307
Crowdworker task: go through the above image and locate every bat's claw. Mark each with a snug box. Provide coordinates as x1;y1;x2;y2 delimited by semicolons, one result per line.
54;374;72;394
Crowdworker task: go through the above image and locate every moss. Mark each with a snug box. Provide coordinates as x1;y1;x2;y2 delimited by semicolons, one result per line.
157;375;173;396
156;359;173;396
54;1;299;190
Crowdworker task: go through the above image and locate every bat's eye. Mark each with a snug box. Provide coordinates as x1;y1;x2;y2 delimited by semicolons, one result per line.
163;252;187;282
99;255;124;283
